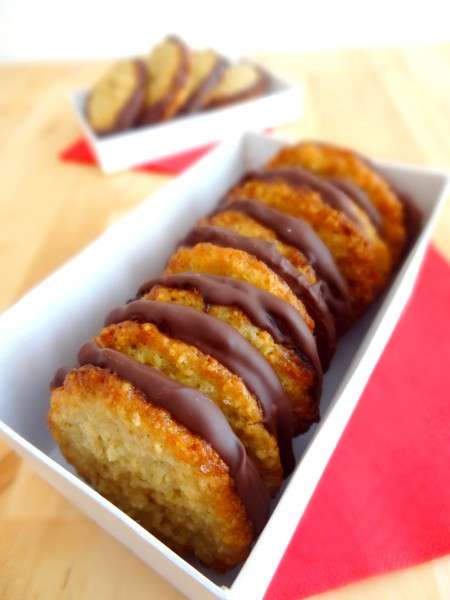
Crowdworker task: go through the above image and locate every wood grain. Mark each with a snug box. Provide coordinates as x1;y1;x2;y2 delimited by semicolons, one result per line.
0;46;449;599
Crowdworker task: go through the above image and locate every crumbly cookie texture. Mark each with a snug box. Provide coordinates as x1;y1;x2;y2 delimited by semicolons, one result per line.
49;366;253;571
86;59;146;135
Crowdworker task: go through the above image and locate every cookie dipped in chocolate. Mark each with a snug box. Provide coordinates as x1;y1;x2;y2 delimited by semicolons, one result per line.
218;198;351;328
138;272;322;386
243;167;366;231
182;225;335;370
76;341;270;534
105;300;295;475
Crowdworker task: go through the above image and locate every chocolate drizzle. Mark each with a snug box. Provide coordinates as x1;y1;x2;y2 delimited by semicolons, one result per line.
76;342;270;533
182;225;335;370
138;272;322;389
219;199;351;326
244;167;366;231
105;300;294;474
328;177;383;234
50;367;70;389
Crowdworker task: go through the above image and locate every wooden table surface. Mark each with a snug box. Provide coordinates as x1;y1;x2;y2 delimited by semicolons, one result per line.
1;45;450;600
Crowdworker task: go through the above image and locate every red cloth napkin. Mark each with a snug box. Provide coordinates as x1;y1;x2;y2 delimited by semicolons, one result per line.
265;245;450;599
60;137;215;175
61;140;450;596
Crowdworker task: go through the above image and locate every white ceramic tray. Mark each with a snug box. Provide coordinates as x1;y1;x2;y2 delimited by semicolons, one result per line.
0;133;447;599
72;72;302;173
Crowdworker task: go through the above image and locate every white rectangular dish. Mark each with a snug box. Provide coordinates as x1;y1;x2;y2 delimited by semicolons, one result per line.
72;72;302;174
0;132;447;600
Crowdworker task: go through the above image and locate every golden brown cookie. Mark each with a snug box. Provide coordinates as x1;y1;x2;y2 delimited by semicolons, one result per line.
268;142;406;262
49;364;263;571
140;36;191;124
203;63;268;109
86;59;147;135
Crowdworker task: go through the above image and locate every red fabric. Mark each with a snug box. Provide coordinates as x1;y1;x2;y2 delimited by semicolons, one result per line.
60;137;215;175
266;245;450;599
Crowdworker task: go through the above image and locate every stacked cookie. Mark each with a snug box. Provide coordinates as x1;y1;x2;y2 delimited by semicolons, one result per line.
49;141;411;571
86;36;268;136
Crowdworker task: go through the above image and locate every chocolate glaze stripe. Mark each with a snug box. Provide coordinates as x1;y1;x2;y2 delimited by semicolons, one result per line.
328;177;383;234
105;300;294;475
243;167;367;231
138;272;322;393
67;342;270;534
219;198;351;325
182;225;335;371
51;368;70;389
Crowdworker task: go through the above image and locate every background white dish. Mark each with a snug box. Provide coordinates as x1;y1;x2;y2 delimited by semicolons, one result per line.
72;73;302;173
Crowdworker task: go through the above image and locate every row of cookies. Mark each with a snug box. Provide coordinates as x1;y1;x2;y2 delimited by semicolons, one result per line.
49;141;410;571
87;36;268;135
